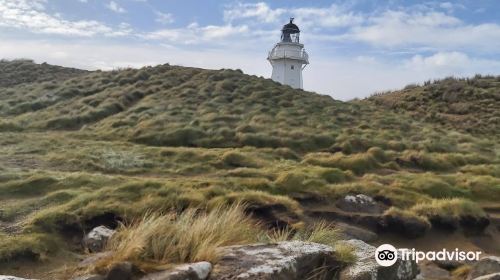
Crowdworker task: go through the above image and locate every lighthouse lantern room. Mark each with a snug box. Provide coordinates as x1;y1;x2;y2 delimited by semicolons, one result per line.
268;18;309;89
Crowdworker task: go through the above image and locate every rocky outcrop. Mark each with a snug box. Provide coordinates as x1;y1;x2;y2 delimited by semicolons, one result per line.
140;262;212;280
339;239;419;280
468;256;500;280
336;194;386;214
210;241;339;279
83;226;116;253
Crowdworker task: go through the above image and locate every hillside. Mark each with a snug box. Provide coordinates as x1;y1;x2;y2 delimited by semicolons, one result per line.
0;61;499;279
0;59;87;88
366;76;500;135
0;61;415;152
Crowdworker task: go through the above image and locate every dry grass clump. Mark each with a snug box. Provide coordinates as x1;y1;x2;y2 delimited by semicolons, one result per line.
333;242;358;264
266;222;356;264
266;222;339;248
303;152;380;175
97;204;261;271
410;198;486;218
0;233;58;262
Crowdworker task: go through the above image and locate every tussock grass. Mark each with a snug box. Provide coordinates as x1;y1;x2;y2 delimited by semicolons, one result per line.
334;242;358;264
0;233;59;262
97;204;260;271
303;152;381;175
410;198;486;218
0;62;499;268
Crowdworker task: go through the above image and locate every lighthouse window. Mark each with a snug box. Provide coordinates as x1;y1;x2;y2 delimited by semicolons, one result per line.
291;65;295;70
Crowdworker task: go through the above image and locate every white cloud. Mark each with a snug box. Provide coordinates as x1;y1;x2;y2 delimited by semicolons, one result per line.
223;2;363;29
155;11;174;25
347;10;500;52
224;2;285;23
107;1;126;13
143;23;251;44
0;0;119;36
407;52;469;70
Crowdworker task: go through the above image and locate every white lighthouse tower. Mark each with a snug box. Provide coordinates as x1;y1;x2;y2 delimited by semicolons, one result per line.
268;18;309;89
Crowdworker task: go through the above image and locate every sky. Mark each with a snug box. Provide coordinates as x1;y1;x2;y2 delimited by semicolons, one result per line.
1;0;500;100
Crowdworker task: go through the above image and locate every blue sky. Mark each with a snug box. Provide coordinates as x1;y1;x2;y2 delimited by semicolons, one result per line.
1;0;500;100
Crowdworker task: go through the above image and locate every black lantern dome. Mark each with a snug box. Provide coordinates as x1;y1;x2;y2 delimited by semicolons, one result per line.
281;18;300;43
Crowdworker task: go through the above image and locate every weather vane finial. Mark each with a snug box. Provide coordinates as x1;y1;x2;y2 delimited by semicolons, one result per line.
290;17;294;24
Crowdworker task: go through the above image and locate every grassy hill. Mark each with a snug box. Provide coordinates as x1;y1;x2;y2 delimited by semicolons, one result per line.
366;76;500;135
0;60;499;278
0;59;87;88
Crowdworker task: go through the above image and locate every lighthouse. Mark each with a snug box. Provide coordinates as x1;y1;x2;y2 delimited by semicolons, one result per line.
268;18;309;89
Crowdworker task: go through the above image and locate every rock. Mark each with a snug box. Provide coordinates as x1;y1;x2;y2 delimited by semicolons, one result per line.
83;226;116;253
106;262;136;280
473;273;500;280
78;252;113;268
468;256;500;280
337;222;378;242
336;194;385;214
416;261;450;279
434;259;471;271
72;275;105;280
339;239;419;280
0;277;36;280
210;241;339;279
140;262;212;280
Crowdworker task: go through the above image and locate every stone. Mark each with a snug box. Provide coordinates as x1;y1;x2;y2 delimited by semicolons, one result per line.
106;262;135;280
83;226;116;253
434;259;471;271
336;194;385;214
0;277;36;280
468;256;500;280
416;261;450;280
336;222;378;242
339;239;419;280
140;262;212;280
210;241;339;279
78;252;113;268
71;275;105;280
473;273;500;280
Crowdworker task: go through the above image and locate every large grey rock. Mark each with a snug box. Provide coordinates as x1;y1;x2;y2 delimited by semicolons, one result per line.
0;277;36;280
83;226;116;253
210;241;339;279
336;194;385;214
468;257;500;280
474;273;500;280
339;239;419;280
140;262;212;280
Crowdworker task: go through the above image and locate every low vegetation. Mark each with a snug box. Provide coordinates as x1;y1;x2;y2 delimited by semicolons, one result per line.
0;61;498;274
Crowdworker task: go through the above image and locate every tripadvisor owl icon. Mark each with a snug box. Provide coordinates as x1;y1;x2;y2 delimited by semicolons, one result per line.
375;244;398;267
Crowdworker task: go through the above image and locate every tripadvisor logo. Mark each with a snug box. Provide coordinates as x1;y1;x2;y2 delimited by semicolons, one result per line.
375;244;482;267
375;244;398;267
